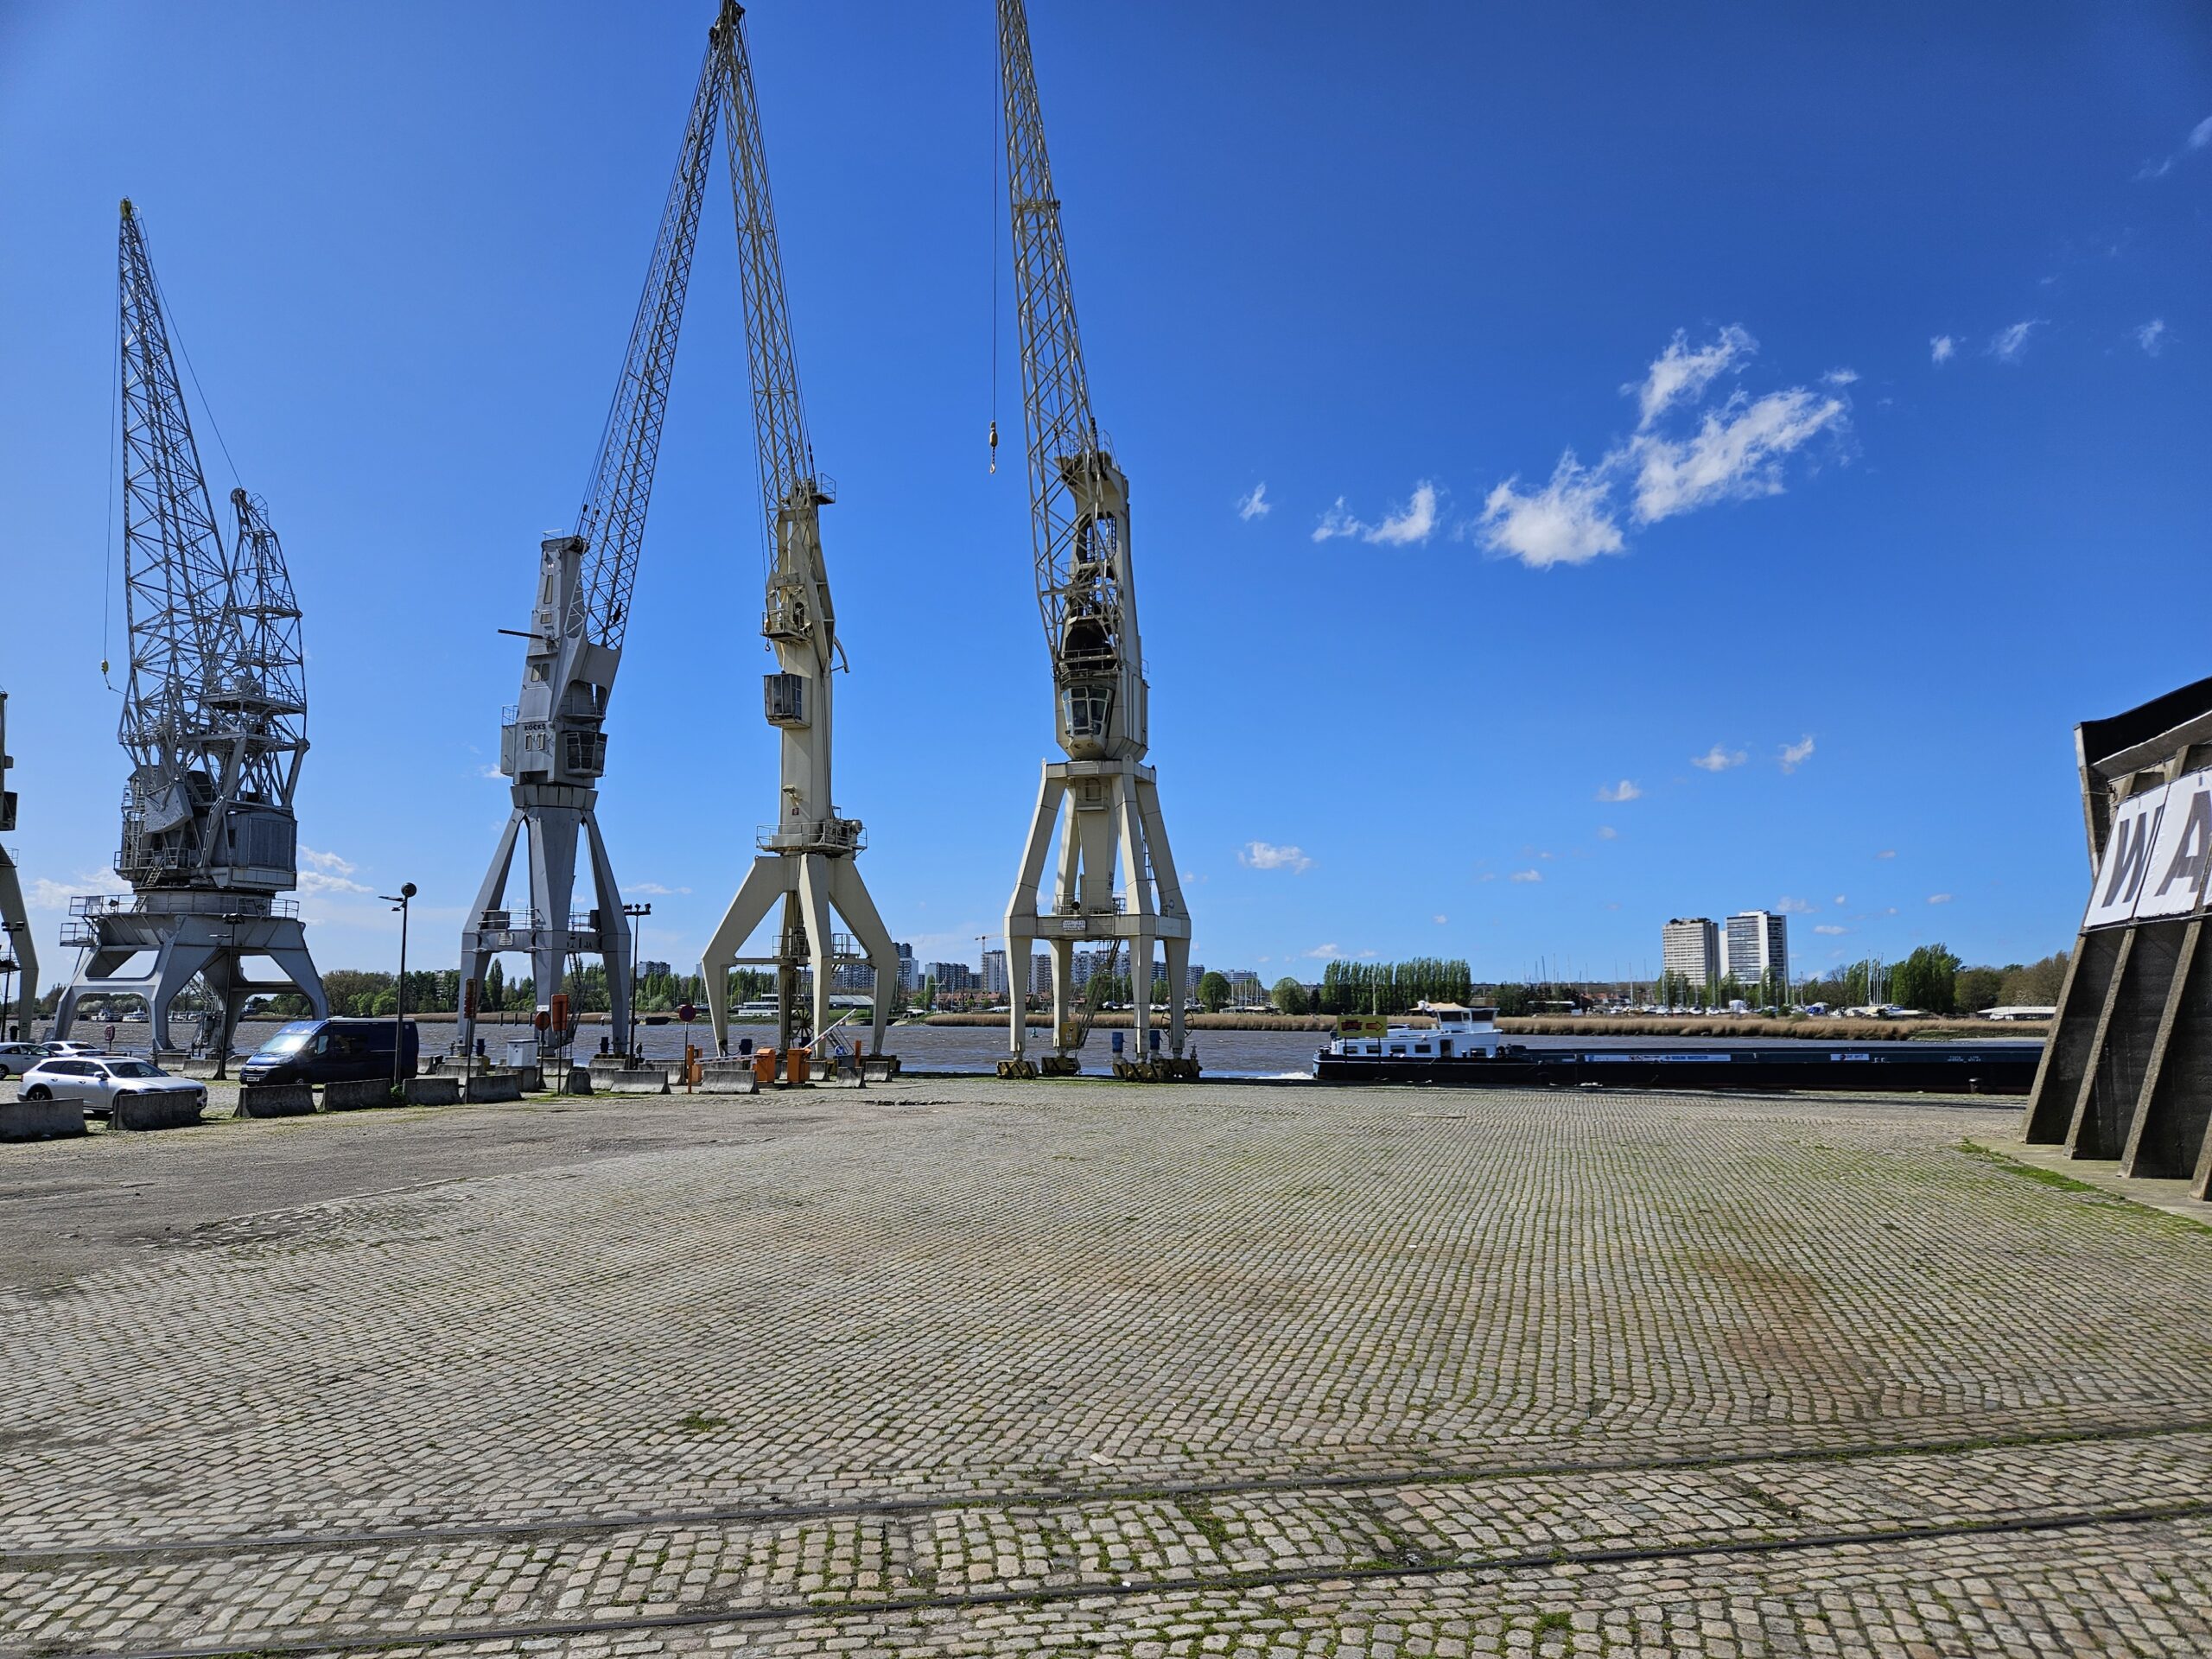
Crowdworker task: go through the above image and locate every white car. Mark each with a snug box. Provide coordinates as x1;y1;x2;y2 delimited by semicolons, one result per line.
0;1040;101;1080
17;1056;206;1117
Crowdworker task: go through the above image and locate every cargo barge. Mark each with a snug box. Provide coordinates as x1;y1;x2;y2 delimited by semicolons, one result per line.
1313;1005;2039;1096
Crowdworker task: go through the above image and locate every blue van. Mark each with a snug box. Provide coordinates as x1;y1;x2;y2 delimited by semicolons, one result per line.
241;1019;420;1086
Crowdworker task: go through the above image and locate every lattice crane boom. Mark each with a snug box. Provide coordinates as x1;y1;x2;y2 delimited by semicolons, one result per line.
572;39;724;658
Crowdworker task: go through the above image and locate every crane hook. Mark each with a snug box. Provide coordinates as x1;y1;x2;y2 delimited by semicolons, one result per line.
988;418;998;475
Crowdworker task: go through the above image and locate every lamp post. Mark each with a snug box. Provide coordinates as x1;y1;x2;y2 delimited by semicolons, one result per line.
380;882;416;1094
623;900;652;1064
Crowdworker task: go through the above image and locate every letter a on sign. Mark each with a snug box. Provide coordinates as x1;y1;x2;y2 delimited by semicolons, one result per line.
2136;772;2212;921
2085;785;2170;930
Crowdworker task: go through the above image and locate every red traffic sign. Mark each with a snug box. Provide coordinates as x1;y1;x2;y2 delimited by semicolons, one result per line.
677;1003;697;1023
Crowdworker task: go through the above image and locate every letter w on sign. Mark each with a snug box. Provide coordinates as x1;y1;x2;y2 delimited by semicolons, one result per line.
2085;785;2171;931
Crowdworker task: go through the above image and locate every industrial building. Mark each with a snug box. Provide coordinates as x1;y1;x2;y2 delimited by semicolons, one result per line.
2024;676;2212;1198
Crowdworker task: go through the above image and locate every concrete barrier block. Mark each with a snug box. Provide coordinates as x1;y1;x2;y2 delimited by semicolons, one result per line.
112;1091;205;1131
237;1084;315;1119
171;1058;226;1079
606;1068;671;1096
323;1078;401;1111
698;1063;759;1095
514;1065;543;1092
861;1055;902;1082
0;1098;86;1141
403;1077;461;1107
465;1073;524;1104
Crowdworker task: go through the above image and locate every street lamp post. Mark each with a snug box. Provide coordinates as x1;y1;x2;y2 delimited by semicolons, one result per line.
380;883;416;1095
623;901;652;1064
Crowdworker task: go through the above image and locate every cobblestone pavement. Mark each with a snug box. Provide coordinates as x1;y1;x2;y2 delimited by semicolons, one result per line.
3;1079;2210;1656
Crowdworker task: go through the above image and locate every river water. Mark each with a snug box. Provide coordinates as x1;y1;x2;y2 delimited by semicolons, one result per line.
80;1016;2037;1082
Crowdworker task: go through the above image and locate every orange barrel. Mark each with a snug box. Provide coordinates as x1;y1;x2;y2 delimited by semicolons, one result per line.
787;1050;810;1084
753;1048;777;1084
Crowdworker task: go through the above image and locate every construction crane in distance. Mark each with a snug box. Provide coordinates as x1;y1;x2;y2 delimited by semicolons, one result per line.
0;690;34;1039
454;34;723;1069
995;0;1194;1080
699;0;900;1065
55;200;327;1062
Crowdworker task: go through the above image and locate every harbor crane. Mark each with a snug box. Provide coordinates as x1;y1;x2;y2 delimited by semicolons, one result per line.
0;690;34;1039
454;35;723;1067
995;0;1193;1079
55;201;327;1060
698;0;899;1065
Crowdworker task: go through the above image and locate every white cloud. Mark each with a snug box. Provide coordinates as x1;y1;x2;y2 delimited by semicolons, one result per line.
1305;942;1342;959
297;847;372;896
1477;452;1624;569
1595;779;1642;803
1628;388;1847;524
1313;483;1443;547
1240;841;1313;874
1927;893;1953;905
1510;869;1542;884
2137;114;2212;179
1815;923;1849;936
1834;894;1847;906
1987;320;2043;363
299;868;374;897
1311;498;1362;542
1821;367;1859;386
1630;325;1755;429
1691;745;1746;772
1876;849;1897;860
630;882;692;896
1365;481;1439;546
1596;826;1619;840
479;764;505;780
1777;896;1815;914
29;870;130;912
1433;914;1448;925
1236;482;1272;520
1929;335;1956;365
2135;319;2168;357
1778;734;1815;772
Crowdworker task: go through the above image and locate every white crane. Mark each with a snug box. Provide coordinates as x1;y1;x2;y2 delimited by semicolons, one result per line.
996;0;1193;1079
698;0;899;1066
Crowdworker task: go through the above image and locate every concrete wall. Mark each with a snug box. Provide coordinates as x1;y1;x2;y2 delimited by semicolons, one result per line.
112;1091;204;1131
0;1098;85;1141
324;1079;399;1111
238;1084;315;1118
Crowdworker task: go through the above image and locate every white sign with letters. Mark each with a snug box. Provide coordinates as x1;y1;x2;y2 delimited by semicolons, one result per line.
2082;771;2212;930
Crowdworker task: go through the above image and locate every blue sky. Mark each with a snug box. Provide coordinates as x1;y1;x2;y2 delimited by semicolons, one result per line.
2;2;2208;989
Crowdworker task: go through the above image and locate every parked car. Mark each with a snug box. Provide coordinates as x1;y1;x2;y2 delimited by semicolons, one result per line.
17;1056;206;1116
239;1018;419;1086
0;1040;101;1077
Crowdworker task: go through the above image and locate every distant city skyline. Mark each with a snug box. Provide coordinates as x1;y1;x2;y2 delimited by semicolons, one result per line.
2;3;2205;992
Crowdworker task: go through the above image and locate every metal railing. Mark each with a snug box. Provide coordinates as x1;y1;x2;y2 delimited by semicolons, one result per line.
754;817;866;855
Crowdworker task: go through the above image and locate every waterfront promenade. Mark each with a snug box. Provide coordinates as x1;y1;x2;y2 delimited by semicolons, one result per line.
4;1078;2210;1656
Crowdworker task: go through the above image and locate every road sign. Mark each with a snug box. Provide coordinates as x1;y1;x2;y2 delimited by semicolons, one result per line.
677;1003;697;1023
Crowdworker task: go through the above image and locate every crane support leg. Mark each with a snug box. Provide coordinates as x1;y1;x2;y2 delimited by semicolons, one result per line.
1136;774;1189;1058
1003;766;1069;1060
455;810;524;1060
826;856;899;1058
702;855;790;1058
0;848;35;1039
54;911;327;1058
797;855;837;1058
582;813;632;1062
